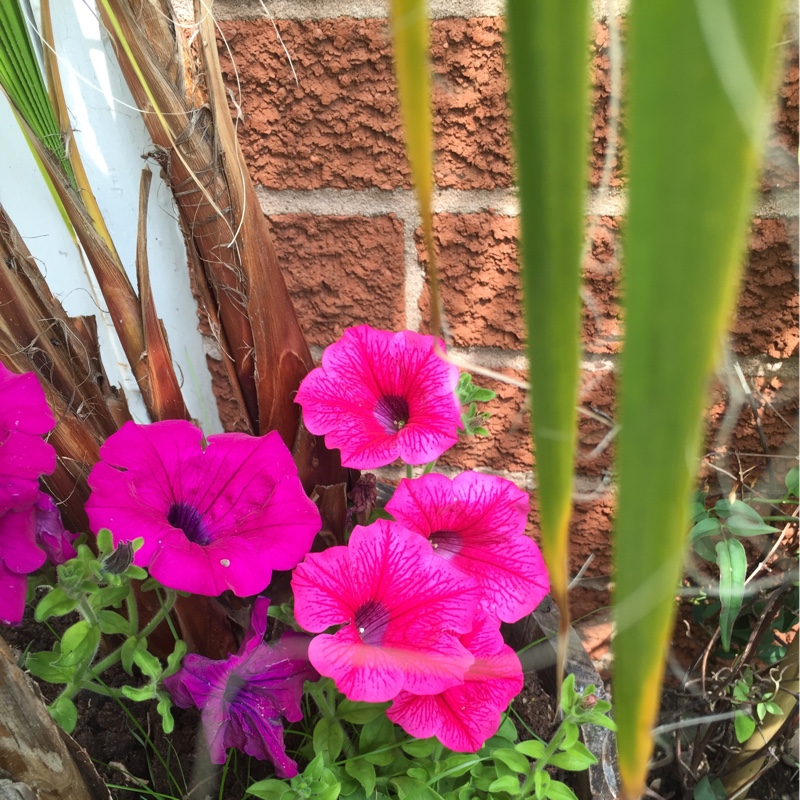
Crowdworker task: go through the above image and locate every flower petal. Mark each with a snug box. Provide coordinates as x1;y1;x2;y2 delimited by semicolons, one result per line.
387;472;549;622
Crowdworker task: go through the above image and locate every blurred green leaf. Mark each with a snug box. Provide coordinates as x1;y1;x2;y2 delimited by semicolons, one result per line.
717;538;748;652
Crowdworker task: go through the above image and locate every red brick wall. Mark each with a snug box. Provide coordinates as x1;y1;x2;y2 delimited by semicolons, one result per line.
215;1;798;662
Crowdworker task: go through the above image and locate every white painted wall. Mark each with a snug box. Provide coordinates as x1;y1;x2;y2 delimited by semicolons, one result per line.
0;0;222;433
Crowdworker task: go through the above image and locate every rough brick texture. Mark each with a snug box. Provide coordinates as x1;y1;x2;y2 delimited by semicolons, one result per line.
418;214;623;352
268;214;405;346
218;18;617;191
731;217;799;359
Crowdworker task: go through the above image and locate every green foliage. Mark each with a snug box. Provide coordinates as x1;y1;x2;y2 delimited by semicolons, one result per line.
250;675;615;800
456;373;496;437
689;493;792;652
24;537;184;734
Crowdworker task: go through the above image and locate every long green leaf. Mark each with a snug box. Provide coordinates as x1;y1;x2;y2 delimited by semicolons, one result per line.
717;538;747;652
389;0;441;334
613;2;781;796
505;0;592;655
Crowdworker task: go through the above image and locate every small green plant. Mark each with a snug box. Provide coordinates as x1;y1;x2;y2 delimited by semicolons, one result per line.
729;667;786;743
25;530;185;734
246;673;615;800
456;373;496;438
688;465;798;653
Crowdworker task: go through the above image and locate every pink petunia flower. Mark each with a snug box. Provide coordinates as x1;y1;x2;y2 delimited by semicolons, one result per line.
292;520;481;703
34;492;77;566
0;363;58;625
295;326;462;469
386;611;524;752
385;472;549;623
164;597;317;776
85;420;321;597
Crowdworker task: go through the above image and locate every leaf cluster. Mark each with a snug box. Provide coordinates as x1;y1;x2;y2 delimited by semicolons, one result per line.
456;373;496;438
247;674;615;800
24;530;185;734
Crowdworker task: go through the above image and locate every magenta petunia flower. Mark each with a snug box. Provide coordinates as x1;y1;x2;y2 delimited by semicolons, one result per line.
295;326;462;469
85;420;321;597
385;472;549;623
292;520;481;703
164;597;317;776
0;363;58;625
386;611;524;752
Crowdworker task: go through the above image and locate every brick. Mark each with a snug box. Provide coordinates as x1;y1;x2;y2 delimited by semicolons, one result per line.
218;17;617;191
730;217;799;359
576;367;617;477
419;213;524;349
267;214;405;346
439;368;533;473
761;43;798;191
419;214;623;353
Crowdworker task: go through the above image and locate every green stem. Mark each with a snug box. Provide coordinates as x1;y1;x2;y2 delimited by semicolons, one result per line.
519;714;573;797
406;463;413;480
422;459;438;474
125;585;138;637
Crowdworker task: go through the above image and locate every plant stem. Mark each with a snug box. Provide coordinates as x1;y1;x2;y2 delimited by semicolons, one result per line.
422;459;438;474
406;463;413;480
519;713;573;797
125;584;138;636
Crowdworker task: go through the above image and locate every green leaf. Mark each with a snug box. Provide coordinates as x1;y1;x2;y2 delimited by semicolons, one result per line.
133;647;162;680
515;740;546;759
558;722;580;751
164;640;187;677
497;714;519;742
717;538;747;652
56;620;100;667
359;715;396;765
344;760;375;796
613;4;782;793
764;701;784;716
690;517;722;543
492;748;530;774
337;698;389;724
693;775;727;800
507;0;591;621
391;777;444;800
442;754;479;779
97;609;130;635
312;782;341;800
305;753;326;781
120;636;140;674
725;515;779;537
784;466;798;498
156;692;175;735
314;717;344;761
247;778;291;799
545;780;578;800
734;710;756;742
533;771;550;799
48;696;77;733
487;774;522;796
89;584;130;610
401;737;436;757
34;587;79;621
24;651;73;684
121;684;156;702
548;741;597;771
456;372;496;405
96;528;114;555
560;673;576;714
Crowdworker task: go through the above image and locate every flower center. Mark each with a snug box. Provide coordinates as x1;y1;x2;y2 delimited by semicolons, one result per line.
429;530;463;560
354;599;390;646
223;670;248;705
373;394;410;434
167;501;212;546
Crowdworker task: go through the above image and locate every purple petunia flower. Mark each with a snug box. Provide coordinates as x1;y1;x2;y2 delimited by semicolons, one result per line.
292;520;481;703
386;472;550;623
34;492;76;566
85;420;321;597
387;610;524;752
164;597;317;776
0;363;59;625
295;326;462;469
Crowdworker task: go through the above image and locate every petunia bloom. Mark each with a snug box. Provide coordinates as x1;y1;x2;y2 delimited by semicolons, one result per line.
0;363;58;625
85;420;321;597
34;492;76;566
387;611;524;752
164;597;317;776
385;472;549;623
295;326;462;469
292;520;481;703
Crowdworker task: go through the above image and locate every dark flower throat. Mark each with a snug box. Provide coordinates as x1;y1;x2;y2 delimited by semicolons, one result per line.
374;394;410;434
167;501;212;546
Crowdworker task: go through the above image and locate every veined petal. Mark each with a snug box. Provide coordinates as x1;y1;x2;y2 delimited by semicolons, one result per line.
295;326;461;468
387;472;549;622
